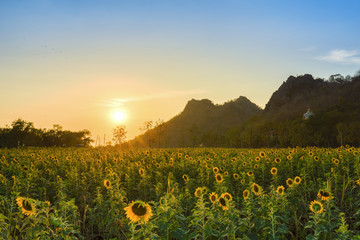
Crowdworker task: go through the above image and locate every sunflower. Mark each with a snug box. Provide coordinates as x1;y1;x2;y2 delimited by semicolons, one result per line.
317;189;333;201
213;167;219;174
259;151;266;158
243;189;250;199
313;156;319;161
287;155;292;160
16;197;36;216
209;192;218;203
294;176;302;184
309;200;323;214
182;174;189;183
274;158;281;164
215;173;224;183
233;173;239;180
124;200;152;223
139;168;145;176
194;187;203;197
242;161;247;166
240;179;245;184
276;186;285;195
221;192;232;202
247;171;253;176
333;159;340;165
104;179;111;189
286;178;294;187
270;167;278;175
252;183;262;196
356;178;360;186
255;157;260;162
218;196;229;211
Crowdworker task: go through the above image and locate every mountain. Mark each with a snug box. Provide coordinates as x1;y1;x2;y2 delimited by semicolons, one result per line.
128;72;360;148
236;73;360;147
263;74;360;120
130;96;262;147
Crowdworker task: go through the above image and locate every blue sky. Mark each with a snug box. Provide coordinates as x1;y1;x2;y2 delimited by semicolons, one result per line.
1;0;360;141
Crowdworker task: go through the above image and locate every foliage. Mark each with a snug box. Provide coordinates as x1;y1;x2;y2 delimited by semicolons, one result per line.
2;146;360;239
0;119;92;148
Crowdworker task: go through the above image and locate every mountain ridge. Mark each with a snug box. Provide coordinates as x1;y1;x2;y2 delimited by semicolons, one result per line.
128;72;360;148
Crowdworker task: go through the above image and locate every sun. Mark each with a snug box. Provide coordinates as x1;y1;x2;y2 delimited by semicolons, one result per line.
113;110;126;123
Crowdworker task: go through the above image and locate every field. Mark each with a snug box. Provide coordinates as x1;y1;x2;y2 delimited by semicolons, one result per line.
1;146;360;239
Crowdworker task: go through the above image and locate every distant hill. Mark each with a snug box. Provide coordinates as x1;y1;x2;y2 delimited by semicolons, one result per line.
128;72;360;148
264;74;360;120
130;96;262;147
236;73;360;147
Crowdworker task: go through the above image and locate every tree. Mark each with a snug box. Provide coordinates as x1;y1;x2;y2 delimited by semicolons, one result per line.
139;121;154;147
112;125;127;145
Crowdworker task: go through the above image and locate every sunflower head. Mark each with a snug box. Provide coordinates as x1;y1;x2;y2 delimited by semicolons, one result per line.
124;200;153;223
104;179;111;189
276;186;285;195
294;176;302;184
252;183;262;196
16;197;36;216
182;174;189;183
270;167;278;175
243;189;250;199
213;167;219;174
356;178;360;186
194;187;203;197
274;158;281;164
221;192;232;202
218;196;229;211
233;173;239;180
209;192;218;203
286;178;294;187
309;200;323;214
215;173;224;183
317;189;333;201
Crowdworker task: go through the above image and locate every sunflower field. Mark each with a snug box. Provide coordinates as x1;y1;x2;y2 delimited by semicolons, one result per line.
1;146;360;239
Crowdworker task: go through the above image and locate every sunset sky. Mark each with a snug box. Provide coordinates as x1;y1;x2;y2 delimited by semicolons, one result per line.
1;0;360;143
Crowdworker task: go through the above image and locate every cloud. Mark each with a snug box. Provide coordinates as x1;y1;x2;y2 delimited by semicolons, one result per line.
316;49;360;64
101;89;207;108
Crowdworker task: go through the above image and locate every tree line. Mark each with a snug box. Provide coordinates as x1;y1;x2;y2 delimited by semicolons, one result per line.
0;119;92;148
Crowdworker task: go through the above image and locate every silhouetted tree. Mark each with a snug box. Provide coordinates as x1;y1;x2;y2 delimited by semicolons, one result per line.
112;125;127;145
139;121;154;147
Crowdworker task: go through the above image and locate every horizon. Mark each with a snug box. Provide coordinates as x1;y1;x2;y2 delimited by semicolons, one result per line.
1;1;360;141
